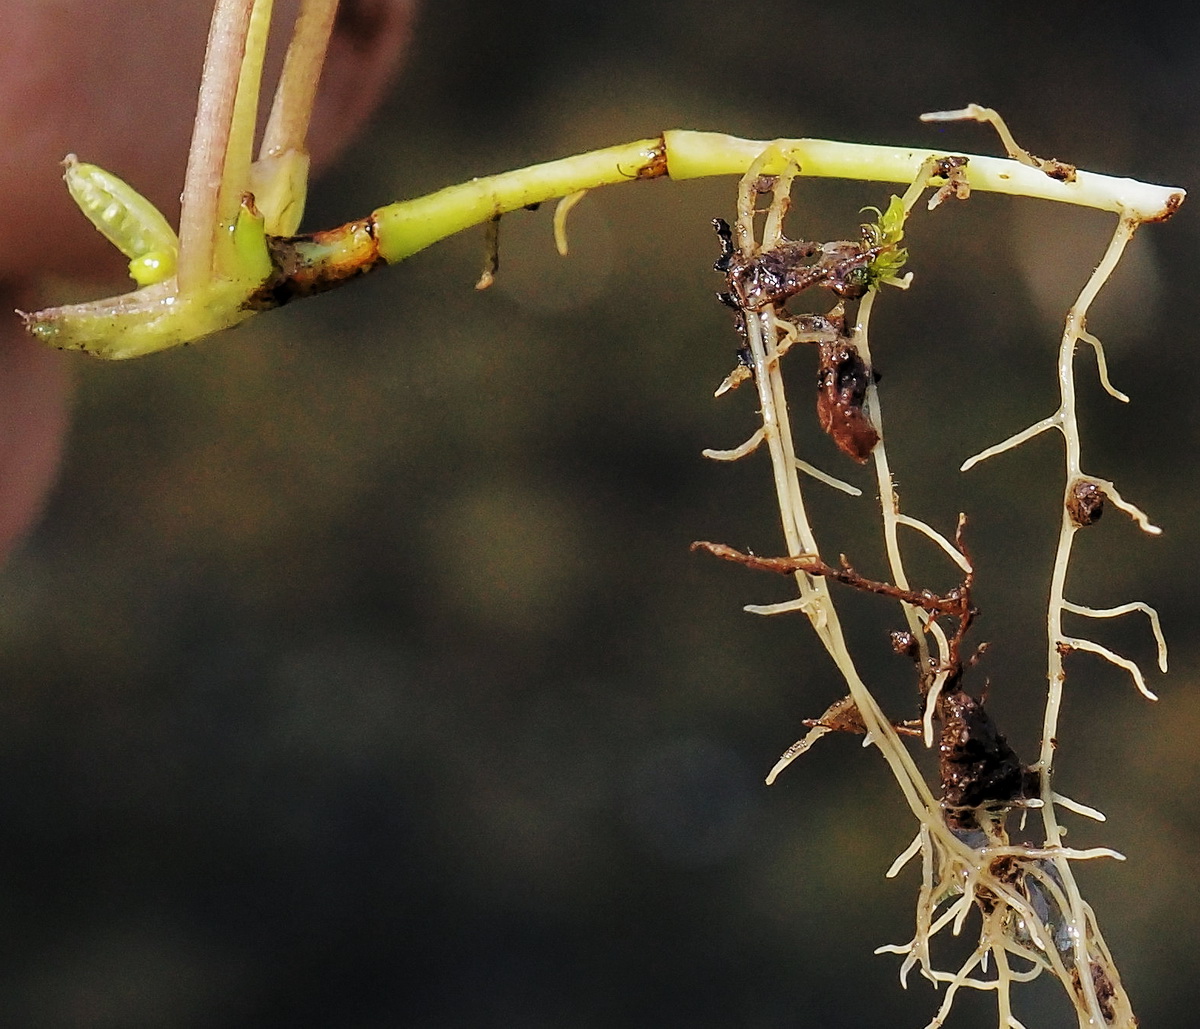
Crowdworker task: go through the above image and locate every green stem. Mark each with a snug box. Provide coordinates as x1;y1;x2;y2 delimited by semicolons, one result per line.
216;0;275;275
372;137;667;263
24;130;1185;358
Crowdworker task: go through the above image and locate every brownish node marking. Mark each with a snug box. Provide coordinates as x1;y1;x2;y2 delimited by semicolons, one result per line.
249;218;385;310
1144;191;1185;223
1040;158;1077;182
635;136;669;179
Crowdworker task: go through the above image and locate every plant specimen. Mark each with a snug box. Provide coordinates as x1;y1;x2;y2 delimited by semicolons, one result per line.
691;140;1172;1026
16;2;1185;1026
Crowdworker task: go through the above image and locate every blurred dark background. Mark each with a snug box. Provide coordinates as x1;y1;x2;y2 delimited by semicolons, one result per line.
2;1;1197;1026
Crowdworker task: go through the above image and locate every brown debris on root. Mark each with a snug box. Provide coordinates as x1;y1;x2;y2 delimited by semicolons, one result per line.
691;530;1037;831
710;205;883;461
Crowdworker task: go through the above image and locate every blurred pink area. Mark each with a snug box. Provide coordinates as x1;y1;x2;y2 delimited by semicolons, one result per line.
0;0;416;556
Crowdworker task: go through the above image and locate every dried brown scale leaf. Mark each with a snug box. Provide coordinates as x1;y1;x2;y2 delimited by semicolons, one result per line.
1067;478;1106;527
966;641;991;669
977;855;1031;920
692;537;1038;828
790;694;922;739
752;174;779;195
805;695;868;735
710;216;884;459
1041;158;1077;182
474;214;501;290
815;339;879;462
890;629;919;659
1091;962;1120;1025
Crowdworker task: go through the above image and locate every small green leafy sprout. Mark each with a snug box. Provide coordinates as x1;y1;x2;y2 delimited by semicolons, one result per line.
860;194;908;288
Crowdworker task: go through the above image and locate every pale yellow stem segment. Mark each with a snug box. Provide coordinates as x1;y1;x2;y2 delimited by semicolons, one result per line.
662;130;1183;221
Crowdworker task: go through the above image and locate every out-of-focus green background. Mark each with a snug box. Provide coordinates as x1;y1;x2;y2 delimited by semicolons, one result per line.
2;2;1197;1026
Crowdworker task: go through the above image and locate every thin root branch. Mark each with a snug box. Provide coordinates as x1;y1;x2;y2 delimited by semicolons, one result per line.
1051;792;1107;822
1058;636;1159;701
920;104;1077;182
961;414;1060;472
702;427;765;461
1061;598;1168;673
1078;329;1130;403
794;458;863;495
896;514;974;573
1090;477;1161;535
553;189;588;255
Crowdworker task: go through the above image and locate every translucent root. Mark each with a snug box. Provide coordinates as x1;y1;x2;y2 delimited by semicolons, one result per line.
900;155;948;213
921;667;951;748
1061;597;1168;672
1059;634;1159;701
1052;792;1107;822
896;513;973;573
912;614;953;748
1078;329;1130;403
1089;477;1161;535
921;943;999;1029
773;314;842;355
887;831;925;879
984;844;1125;862
764;724;831;785
735;143;800;251
744;591;828;629
701;431;862;495
960;413;1059;472
764;693;856;784
760;152;801;246
713;365;752;396
553;189;588;255
920;938;1045;1029
920;104;1077;182
794;458;862;496
745;597;808;616
877;822;1134;1027
702;427;764;461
